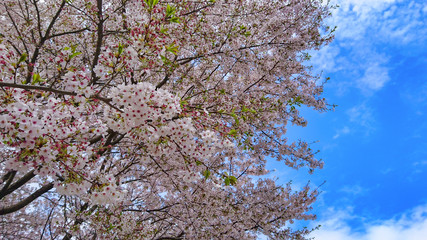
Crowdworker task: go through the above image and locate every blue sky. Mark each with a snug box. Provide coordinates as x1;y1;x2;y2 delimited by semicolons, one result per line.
267;0;427;239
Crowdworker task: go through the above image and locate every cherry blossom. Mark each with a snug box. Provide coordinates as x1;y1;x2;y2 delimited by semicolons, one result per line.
0;0;334;239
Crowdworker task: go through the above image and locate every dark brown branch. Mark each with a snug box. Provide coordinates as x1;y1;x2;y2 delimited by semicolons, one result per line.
0;171;16;198
0;82;77;96
181;85;195;99
89;134;103;145
243;61;280;93
0;82;123;112
27;0;67;84
3;3;30;55
90;0;105;85
156;74;170;90
0;170;35;200
62;202;97;240
47;28;90;40
243;75;266;93
176;41;290;66
146;205;174;213
30;0;43;38
155;231;185;240
40;197;58;240
0;182;54;215
181;1;215;16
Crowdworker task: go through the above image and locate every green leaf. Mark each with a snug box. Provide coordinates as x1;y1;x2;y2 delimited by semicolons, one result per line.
145;0;159;9
71;44;77;52
160;55;169;64
164;4;180;23
166;4;175;18
70;52;82;59
17;53;27;65
231;113;239;125
180;100;188;107
228;129;237;136
224;177;230;186
118;43;124;55
202;169;211;179
160;26;169;34
31;73;43;85
169;17;180;23
166;44;179;55
229;176;237;185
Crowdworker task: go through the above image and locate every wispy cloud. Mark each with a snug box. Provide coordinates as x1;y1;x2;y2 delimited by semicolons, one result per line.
380;168;393;175
340;184;368;196
330;0;427;44
310;204;427;240
413;160;427;166
333;126;350;139
312;0;427;93
346;104;376;135
309;45;341;74
401;80;427;115
358;63;390;91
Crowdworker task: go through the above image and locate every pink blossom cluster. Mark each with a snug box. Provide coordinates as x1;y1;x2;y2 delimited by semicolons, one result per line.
0;0;334;239
106;82;181;132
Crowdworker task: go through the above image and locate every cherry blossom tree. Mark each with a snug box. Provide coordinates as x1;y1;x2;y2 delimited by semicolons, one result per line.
0;0;334;239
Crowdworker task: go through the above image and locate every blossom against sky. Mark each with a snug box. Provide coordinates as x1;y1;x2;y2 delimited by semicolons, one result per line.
268;0;427;239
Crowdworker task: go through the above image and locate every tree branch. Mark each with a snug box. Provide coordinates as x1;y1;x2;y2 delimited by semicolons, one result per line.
27;0;67;84
46;27;90;40
0;82;77;96
0;181;54;215
90;0;105;85
0;82;123;112
156;74;170;90
0;171;16;198
155;231;185;240
0;170;35;200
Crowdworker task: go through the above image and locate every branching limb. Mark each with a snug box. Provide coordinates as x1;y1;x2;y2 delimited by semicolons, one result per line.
0;82;123;112
0;171;16;198
0;181;54;215
90;0;105;85
0;170;35;200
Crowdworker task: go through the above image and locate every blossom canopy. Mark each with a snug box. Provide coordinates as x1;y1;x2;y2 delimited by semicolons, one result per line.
0;0;334;239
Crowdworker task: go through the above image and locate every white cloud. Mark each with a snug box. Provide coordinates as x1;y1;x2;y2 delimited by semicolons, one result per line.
413;160;427;166
328;0;425;44
309;45;341;74
312;0;427;92
347;104;375;134
401;81;427;114
340;184;367;195
333;126;350;139
310;204;427;240
380;168;393;174
358;63;390;90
